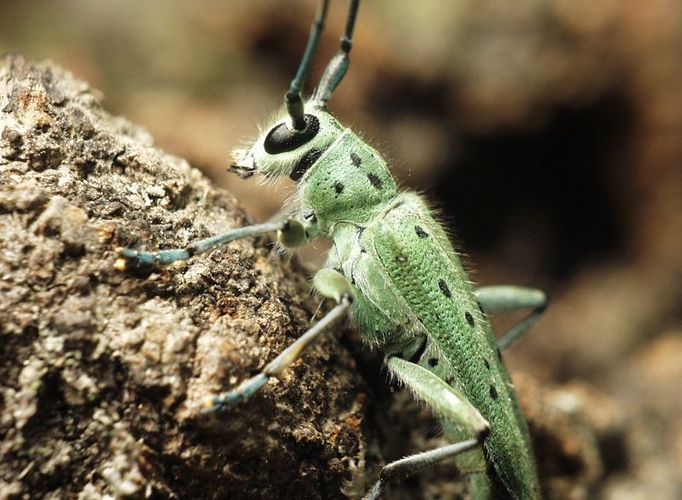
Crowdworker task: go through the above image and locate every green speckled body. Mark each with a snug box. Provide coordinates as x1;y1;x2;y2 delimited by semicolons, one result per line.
300;120;539;499
237;103;539;498
119;2;541;495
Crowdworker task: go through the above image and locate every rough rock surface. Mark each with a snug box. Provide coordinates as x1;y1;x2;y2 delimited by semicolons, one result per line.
0;54;624;500
0;55;369;499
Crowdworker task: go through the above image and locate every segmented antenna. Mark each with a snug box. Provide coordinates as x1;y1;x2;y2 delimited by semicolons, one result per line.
285;0;331;131
314;0;360;106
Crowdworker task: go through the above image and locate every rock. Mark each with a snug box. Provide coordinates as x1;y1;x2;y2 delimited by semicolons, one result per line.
0;55;368;499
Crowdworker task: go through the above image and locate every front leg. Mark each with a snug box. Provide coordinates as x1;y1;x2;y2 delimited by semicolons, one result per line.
116;218;308;270
365;357;489;499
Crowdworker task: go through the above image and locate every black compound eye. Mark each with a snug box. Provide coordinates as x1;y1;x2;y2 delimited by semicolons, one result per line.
264;115;320;154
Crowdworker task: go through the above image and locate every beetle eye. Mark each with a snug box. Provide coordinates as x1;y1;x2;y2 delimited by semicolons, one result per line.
264;115;320;154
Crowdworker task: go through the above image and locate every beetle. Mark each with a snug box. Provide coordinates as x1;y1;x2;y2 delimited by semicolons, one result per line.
116;1;548;497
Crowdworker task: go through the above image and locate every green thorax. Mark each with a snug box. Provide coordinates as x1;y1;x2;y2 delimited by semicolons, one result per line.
299;129;398;233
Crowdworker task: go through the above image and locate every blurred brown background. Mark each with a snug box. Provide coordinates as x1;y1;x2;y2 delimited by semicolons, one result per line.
2;0;680;497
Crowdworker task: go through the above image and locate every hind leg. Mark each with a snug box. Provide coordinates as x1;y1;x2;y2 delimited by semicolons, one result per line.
475;285;547;351
364;357;489;499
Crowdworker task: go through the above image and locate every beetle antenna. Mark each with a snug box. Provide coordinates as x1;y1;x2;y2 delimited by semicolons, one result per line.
313;0;360;106
285;0;330;131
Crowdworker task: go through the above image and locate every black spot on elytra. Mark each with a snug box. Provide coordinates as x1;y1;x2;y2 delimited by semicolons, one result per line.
489;385;498;400
334;181;344;194
414;226;428;238
438;279;451;298
465;311;475;327
350;152;362;166
478;301;485;314
483;358;490;370
367;173;383;189
428;357;438;367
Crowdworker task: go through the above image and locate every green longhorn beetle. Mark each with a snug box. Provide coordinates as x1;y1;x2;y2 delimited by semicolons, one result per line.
117;1;547;498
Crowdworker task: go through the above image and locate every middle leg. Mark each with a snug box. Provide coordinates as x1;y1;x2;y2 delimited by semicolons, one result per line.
204;268;354;414
204;295;350;414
